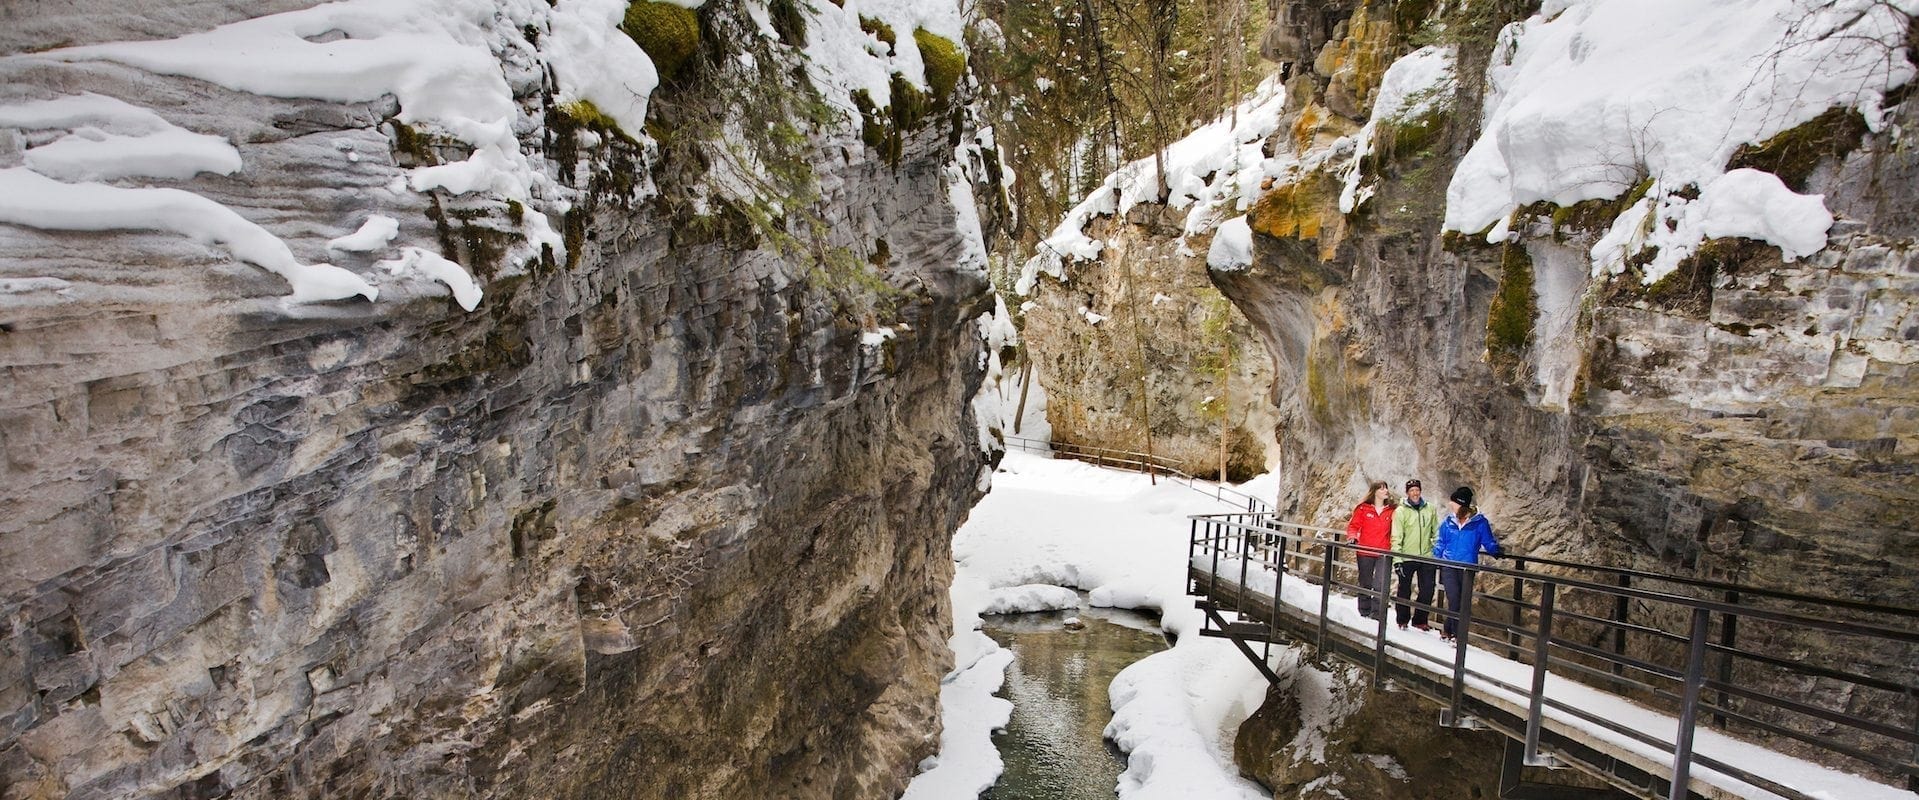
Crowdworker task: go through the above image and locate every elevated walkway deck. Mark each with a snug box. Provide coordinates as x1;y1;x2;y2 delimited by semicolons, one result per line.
1188;513;1919;800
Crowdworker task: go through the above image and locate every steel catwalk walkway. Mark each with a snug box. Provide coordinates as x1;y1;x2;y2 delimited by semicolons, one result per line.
1187;512;1919;800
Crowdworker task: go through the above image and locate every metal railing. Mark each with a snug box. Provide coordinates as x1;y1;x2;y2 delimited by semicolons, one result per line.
1002;434;1273;513
1187;511;1919;800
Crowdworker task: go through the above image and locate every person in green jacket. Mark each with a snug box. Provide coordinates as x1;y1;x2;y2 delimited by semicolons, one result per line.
1390;479;1441;631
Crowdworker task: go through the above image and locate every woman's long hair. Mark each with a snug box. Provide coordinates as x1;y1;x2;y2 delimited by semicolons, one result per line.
1360;480;1391;506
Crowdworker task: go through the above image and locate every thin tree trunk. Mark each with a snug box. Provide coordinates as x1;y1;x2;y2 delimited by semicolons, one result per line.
1080;0;1125;159
1012;357;1033;435
1219;339;1230;482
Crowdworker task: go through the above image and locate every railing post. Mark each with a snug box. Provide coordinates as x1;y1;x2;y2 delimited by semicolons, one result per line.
1445;569;1476;728
1319;545;1334;651
1523;583;1557;765
1188;518;1198;593
1373;553;1391;689
1612;574;1630;677
1670;607;1712;800
1714;590;1738;728
1272;530;1286;599
1238;527;1253;614
1509;558;1526;660
1209;520;1222;599
1271;532;1285;650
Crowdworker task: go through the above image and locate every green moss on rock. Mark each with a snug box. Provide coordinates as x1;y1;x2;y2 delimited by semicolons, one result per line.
558;99;623;133
1548;176;1652;237
1636;237;1771;318
859;16;896;53
853;75;934;166
1727;106;1868;193
1486;243;1537;373
913;28;964;102
623;1;701;82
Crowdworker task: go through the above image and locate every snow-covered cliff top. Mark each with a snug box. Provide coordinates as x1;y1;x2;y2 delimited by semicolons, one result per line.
0;0;968;312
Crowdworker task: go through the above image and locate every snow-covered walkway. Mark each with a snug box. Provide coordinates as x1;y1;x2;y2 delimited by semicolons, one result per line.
1194;547;1919;800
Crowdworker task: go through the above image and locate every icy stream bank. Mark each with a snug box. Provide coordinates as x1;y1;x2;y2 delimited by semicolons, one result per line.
980;604;1166;800
903;452;1273;799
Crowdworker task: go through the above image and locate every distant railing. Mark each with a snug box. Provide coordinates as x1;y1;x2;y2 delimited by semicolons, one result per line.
1188;512;1919;800
1001;434;1273;514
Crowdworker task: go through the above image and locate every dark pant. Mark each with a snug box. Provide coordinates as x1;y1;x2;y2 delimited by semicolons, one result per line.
1356;554;1390;616
1440;566;1473;636
1395;562;1436;626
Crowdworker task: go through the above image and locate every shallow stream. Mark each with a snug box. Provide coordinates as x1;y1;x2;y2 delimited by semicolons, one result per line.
979;604;1169;800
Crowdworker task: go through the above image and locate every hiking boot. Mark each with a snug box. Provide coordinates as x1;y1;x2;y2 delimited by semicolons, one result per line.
1414;623;1431;632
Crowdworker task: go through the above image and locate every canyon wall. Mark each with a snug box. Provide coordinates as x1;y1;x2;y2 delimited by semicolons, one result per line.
1215;0;1919;788
0;1;991;797
993;0;1919;791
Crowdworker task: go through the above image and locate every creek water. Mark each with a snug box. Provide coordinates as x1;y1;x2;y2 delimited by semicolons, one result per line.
979;604;1169;800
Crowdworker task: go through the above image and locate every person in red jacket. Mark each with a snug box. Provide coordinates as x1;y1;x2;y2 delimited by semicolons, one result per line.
1346;480;1397;619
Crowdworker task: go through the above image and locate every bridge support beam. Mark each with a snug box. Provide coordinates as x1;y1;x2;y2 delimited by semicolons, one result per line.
1500;739;1634;800
1200;604;1282;684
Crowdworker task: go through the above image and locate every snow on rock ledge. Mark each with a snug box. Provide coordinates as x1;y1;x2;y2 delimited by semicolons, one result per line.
1206;215;1254;272
0;167;379;304
1016;78;1287;295
1444;0;1914;279
0;0;676;311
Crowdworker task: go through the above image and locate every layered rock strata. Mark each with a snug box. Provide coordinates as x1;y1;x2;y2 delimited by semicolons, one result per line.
0;2;990;797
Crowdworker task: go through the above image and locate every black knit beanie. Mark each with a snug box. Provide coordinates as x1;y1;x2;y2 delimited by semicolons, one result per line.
1450;486;1474;507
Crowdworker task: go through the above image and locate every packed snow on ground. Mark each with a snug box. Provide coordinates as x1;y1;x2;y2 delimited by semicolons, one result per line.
903;452;1273;799
1445;0;1917;283
978;584;1081;614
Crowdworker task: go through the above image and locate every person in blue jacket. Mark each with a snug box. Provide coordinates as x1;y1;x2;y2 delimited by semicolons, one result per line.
1433;486;1501;642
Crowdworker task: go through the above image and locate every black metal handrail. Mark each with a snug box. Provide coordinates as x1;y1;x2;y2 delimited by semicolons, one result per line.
1186;512;1919;800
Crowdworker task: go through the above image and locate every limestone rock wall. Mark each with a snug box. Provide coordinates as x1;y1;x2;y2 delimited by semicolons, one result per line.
1016;207;1280;480
1205;0;1919;786
1219;0;1919;608
0;2;991;798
